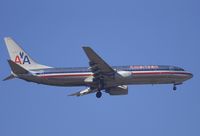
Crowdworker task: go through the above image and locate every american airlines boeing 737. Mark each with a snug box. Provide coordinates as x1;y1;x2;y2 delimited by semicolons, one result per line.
3;37;193;98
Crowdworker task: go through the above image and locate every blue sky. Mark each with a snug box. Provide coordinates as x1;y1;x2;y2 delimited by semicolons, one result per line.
0;0;200;136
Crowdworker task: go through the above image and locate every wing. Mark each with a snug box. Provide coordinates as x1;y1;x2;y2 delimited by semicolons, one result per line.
69;47;122;97
68;88;98;97
82;47;117;79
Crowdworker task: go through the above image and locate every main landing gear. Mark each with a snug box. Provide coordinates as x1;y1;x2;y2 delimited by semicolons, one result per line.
95;78;104;98
96;91;102;98
173;84;177;91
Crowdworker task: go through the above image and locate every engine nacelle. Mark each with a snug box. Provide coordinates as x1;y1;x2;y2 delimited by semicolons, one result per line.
117;71;132;78
84;76;94;83
106;85;128;95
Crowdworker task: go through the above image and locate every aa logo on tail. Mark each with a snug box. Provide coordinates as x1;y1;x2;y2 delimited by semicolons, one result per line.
15;52;31;64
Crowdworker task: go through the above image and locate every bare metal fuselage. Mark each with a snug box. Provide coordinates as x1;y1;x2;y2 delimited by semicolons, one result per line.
4;37;193;97
19;68;193;88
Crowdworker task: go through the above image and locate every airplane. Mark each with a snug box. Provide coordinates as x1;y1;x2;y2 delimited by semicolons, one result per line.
3;37;193;98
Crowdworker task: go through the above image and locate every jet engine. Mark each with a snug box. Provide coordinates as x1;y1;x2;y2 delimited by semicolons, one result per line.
106;85;128;95
117;71;132;78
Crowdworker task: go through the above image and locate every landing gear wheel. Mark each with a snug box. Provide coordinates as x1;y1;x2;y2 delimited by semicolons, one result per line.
173;85;177;91
96;91;102;98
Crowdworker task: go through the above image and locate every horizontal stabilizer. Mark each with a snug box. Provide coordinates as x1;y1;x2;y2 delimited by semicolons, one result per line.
3;74;15;81
7;60;29;75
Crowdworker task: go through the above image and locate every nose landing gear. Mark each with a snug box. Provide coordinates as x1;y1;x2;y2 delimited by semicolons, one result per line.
173;83;181;91
173;83;182;91
173;85;177;91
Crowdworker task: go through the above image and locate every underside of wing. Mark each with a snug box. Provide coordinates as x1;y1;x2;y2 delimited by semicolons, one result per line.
68;85;128;97
68;88;98;97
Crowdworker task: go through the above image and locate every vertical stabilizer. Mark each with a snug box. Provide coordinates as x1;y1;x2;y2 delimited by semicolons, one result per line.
4;37;50;70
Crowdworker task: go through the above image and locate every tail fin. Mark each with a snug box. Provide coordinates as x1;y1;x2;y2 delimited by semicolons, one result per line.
4;37;50;70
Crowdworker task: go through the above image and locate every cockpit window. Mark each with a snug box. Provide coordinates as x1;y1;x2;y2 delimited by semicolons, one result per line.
173;67;184;71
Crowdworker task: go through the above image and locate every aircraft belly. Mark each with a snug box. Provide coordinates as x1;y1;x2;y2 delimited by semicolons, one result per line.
21;75;86;87
45;76;86;86
20;73;190;87
114;74;188;85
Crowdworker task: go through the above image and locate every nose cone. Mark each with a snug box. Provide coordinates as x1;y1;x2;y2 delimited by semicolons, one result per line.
186;72;193;80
